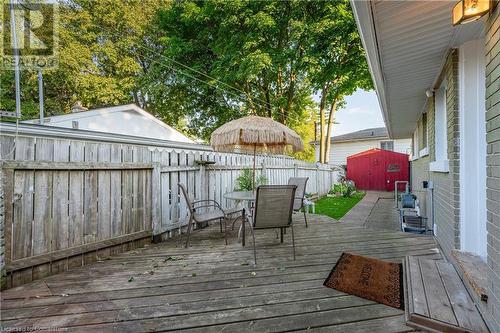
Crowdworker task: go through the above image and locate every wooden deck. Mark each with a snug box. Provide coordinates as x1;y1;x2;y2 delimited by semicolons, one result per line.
404;256;489;333
1;196;443;332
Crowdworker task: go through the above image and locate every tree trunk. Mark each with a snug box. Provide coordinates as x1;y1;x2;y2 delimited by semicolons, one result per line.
318;88;327;164
284;73;295;124
244;83;256;114
323;98;338;164
265;86;272;118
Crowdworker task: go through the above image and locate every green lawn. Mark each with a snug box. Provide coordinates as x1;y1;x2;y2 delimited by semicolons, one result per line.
313;192;365;220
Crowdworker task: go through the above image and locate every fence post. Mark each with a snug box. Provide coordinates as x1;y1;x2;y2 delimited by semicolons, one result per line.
199;163;207;201
316;165;320;195
294;164;298;177
261;161;267;183
151;162;161;241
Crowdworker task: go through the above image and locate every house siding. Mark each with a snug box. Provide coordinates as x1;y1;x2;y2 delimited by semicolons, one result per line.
314;138;411;165
410;155;430;217
409;25;500;331
23;107;194;144
485;4;500;331
411;50;461;259
432;49;461;258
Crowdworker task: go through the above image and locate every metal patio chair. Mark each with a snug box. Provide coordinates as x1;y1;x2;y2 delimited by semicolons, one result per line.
179;183;240;248
288;177;309;227
246;185;297;265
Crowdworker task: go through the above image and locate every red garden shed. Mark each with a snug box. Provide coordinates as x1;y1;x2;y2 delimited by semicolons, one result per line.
346;148;409;191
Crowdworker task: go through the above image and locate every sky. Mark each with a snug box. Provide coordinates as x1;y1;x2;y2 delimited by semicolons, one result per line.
330;89;385;137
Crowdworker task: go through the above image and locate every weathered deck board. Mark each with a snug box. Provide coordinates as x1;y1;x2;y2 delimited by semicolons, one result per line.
404;256;489;333
1;212;442;332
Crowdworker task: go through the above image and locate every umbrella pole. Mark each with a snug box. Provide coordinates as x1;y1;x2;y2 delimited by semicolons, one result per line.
253;144;256;191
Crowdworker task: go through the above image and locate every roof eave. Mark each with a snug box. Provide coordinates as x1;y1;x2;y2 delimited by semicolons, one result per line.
350;0;393;138
310;135;389;145
332;136;389;144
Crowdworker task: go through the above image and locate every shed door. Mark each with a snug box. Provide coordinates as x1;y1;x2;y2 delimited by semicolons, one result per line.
356;157;371;190
370;156;385;190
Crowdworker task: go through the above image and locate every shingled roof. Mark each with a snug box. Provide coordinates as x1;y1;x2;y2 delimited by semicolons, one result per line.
331;127;388;142
310;127;389;145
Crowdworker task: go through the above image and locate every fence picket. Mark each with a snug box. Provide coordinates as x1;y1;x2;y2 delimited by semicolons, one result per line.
33;139;53;256
97;143;111;241
110;144;122;237
83;143;98;244
68;141;84;247
121;145;133;235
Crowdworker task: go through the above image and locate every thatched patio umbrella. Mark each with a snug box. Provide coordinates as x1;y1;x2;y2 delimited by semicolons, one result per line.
210;115;304;189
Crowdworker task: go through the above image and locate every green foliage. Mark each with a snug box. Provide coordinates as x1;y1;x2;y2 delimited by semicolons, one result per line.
314;192;365;220
154;0;315;140
1;0;169;119
304;1;373;162
234;168;267;191
331;183;356;198
330;178;358;198
305;1;373;98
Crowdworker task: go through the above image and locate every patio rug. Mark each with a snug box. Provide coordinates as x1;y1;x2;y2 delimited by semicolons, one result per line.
323;252;404;309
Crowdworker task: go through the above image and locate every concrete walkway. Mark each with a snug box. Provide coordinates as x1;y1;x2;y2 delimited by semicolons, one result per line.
339;191;401;231
339;191;393;225
364;197;401;231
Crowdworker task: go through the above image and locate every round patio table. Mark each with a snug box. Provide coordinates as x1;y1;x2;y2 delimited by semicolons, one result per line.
224;191;255;246
223;190;255;202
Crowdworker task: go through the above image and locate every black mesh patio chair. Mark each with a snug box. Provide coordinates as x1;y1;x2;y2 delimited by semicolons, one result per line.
179;183;242;248
288;177;309;227
246;185;297;265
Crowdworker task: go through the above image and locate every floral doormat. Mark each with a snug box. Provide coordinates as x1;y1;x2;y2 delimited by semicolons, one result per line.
323;252;404;309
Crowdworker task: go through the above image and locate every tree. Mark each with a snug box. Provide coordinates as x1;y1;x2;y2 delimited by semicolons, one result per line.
154;0;371;160
154;0;314;143
304;1;373;163
1;0;166;118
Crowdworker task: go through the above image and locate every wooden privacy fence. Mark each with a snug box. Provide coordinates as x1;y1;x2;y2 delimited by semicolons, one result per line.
153;152;336;236
0;124;338;288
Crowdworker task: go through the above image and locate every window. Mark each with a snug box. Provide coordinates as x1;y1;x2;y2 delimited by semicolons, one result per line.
419;113;429;157
422;112;428;148
380;140;394;151
430;79;449;172
412;130;419;160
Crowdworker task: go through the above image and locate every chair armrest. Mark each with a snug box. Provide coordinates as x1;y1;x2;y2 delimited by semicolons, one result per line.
192;200;224;214
193;199;222;208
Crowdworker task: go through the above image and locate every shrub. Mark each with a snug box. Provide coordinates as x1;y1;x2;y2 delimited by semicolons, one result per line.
234;168;267;191
330;178;357;198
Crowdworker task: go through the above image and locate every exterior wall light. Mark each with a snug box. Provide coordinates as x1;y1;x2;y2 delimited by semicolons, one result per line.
453;0;493;25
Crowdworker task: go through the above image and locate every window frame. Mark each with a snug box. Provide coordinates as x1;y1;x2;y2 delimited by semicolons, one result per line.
380;140;394;151
430;78;449;172
412;129;419;160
